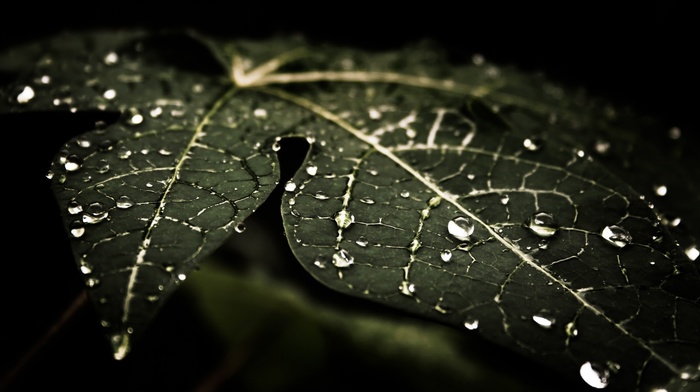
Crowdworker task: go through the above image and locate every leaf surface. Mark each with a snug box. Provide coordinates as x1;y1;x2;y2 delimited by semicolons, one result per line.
1;30;698;391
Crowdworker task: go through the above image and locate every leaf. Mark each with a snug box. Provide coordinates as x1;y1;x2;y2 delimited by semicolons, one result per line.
1;29;698;391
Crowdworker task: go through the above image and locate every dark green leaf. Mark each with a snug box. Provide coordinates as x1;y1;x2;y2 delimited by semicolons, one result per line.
1;29;698;391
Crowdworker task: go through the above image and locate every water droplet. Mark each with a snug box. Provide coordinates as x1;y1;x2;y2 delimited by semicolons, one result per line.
177;273;187;281
448;216;475;241
150;106;163;118
313;254;327;269
566;321;579;337
17;86;35;104
355;236;368;247
440;249;452;262
103;89;117;100
500;194;509;205
284;181;297;192
576;149;586;158
601;225;632;248
467;173;475;180
82;174;92;183
80;263;92;274
271;141;281;152
399;281;416;296
523;137;543;151
64;155;83;171
145;295;160;303
368;107;381;120
69;220;85;238
306;165;318;176
532;310;555;329
97;159;110;173
76;137;91;148
83;202;108;224
67;200;83;215
332;249;354;268
46;170;54;180
314;192;330;200
359;197;375;204
685;245;699;261
158;148;172;156
463;317;479;330
526;212;558;238
116;195;134;209
400;190;410;198
678;364;700;380
653;185;668;197
580;362;610;389
86;277;100;288
97;139;114;151
335;210;354;229
668;127;681;140
118;146;132;159
253;108;268;118
126;108;144;125
104;51;119;65
594;139;611;155
235;222;246;233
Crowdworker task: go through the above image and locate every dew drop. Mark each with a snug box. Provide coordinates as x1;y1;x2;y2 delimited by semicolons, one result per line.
601;225;632;248
448;216;474;241
313;254;327;269
103;89;117;100
355;236;368;247
271;141;281;152
116;195;134;209
86;277;100;288
253;108;268;118
76;137;91;148
67;200;83;215
653;185;668;197
440;249;453;262
580;362;610;389
69;220;85;238
566;321;579;337
64;155;83;172
97;159;110;173
526;212;558;238
306;165;318;176
98;139;114;151
466;173;475;180
235;222;246;233
685;245;699;261
594;139;611;155
669;127;682;140
104;51;119;65
523;137;543;151
399;281;416;296
158;148;172;156
400;190;410;198
332;249;354;268
678;364;700;381
80;264;92;275
532;310;555;329
359;197;375;204
463;317;479;330
118;146;132;159
500;194;509;205
150;106;163;118
46;170;54;180
335;210;354;229
82;174;92;183
126;108;144;125
17;86;35;104
314;192;330;200
284;181;297;192
177;273;187;281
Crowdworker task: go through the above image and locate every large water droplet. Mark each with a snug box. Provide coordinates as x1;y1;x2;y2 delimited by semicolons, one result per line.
463;317;479;330
332;249;354;268
17;86;35;104
448;216;474;241
580;362;610;389
440;249;452;262
64;155;83;172
532;310;555;329
601;225;632;248
527;212;558;238
116;195;133;209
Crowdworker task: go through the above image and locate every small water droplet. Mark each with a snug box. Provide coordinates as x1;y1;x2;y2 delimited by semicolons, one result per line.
271;141;281;152
355;236;368;247
67;200;83;215
177;273;187;281
314;192;330;200
576;149;586;158
97;159;110;173
76;137;91;148
118;146;132;159
601;225;632;248
284;181;297;192
17;86;35;104
150;107;163;118
332;249;354;268
440;249;452;262
359;197;375;204
580;362;610;389
661;214;681;227
467;173;475;180
523;137;543;151
526;212;558;238
104;51;119;65
253;108;268;118
448;216;475;241
368;107;382;120
83;202;108;224
103;89;117;100
126;108;144;125
46;170;54;179
500;194;509;205
313;254;327;269
399;281;416;296
235;222;246;233
158;148;172;156
82;174;92;183
594;139;611;155
69;220;85;237
64;155;83;172
335;210;354;229
653;185;668;197
306;165;318;176
116;195;134;209
400;190;410;198
463;317;479;330
685;245;699;261
532;310;555;329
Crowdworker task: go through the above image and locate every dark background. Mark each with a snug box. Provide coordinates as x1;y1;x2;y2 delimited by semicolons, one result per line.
1;2;696;391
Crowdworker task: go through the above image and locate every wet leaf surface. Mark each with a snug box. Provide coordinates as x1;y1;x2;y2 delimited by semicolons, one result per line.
1;29;698;391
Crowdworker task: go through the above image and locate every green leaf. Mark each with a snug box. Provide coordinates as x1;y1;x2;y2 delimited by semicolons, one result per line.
1;29;698;391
